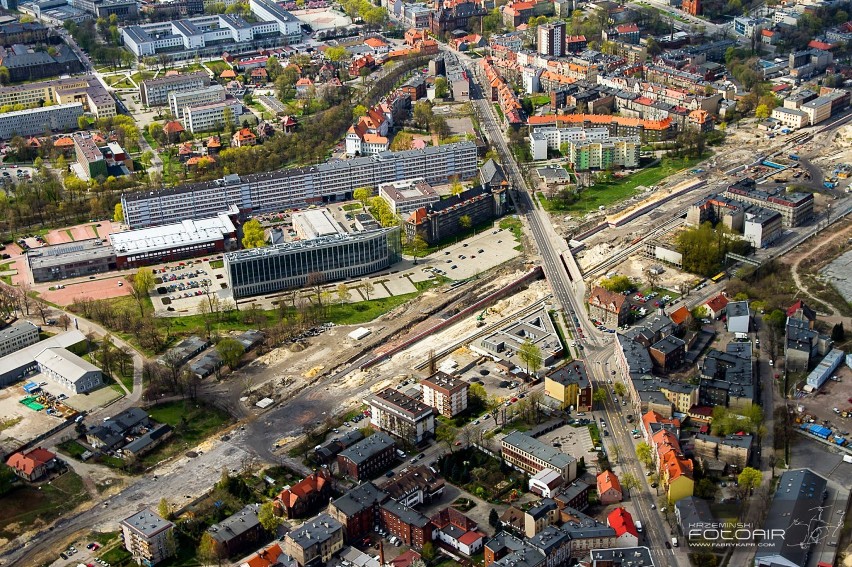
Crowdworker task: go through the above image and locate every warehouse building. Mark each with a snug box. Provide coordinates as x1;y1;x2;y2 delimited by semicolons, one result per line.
120;142;478;229
0;330;92;390
109;212;237;268
225;227;401;299
28;238;117;282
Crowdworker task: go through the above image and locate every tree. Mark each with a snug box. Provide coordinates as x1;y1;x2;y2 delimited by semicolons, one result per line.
413;100;432;130
755;104;771;119
636;442;653;469
158;497;171;520
738;467;762;495
131;268;155;317
217;337;246;371
518;338;542;376
613;382;626;397
458;214;472;230
434;77;449;98
620;472;640;496
241;218;266;248
489;507;499;527
258;501;283;532
599;275;633;293
113;203;123;223
198;532;223;566
353;104;368;118
437;422;459;451
336;283;349;304
361;280;375;301
0;66;8;86
592;388;607;407
353;187;372;205
831;322;845;342
410;235;428;258
421;542;436;562
326;45;347;61
450;179;464;196
695;477;718;499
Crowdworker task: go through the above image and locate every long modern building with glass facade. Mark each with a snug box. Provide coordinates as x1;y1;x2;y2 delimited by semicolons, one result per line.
225;227;401;299
120;141;478;229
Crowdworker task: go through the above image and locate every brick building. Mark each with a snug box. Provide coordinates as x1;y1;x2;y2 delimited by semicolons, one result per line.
420;371;469;417
337;432;397;481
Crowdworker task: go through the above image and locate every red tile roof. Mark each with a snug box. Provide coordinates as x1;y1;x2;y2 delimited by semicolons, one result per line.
705;294;728;313
669;306;690;326
597;470;622;495
588;286;626;313
607;507;638;538
6;447;55;475
163;120;185;135
241;542;284;567
458;531;483;546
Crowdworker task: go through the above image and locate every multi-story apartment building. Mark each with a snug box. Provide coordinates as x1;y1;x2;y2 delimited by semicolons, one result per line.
71;0;137;18
0;103;82;140
379;464;445;507
537;21;565;57
501;431;578;481
380;499;431;549
336;431;397;481
168;85;226;119
73;131;107;179
120;142;478;229
122;0;301;60
139;71;209;107
327;482;388;542
120;509;176;566
420;371;469;417
224;228;402;299
368;388;436;445
283;513;344;567
698;347;755;410
693;433;753;470
184;98;244;134
0;321;39;358
587;286;628;328
568;137;640;171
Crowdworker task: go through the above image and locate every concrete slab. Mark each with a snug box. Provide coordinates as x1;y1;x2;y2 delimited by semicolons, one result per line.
0;383;65;448
383;274;417;296
822;250;852;304
37;376;123;413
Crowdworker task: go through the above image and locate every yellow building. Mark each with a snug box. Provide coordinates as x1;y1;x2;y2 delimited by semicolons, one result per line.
544;361;593;411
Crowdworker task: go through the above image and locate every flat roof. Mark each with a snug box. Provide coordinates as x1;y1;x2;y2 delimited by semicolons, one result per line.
502;431;576;470
28;238;115;269
121;509;174;538
109;213;235;256
0;321;38;343
292;209;343;238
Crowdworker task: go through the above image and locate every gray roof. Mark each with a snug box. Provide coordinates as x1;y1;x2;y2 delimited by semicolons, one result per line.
555;480;590;504
755;469;828;567
586;547;655;565
480;158;506;186
527;525;569;554
650;335;685;355
547;361;589;388
208;503;261;544
338;431;395;465
674;496;713;531
142;71;209;89
492;547;545;567
121;509;174;538
35;347;99;382
0;321;38;344
89;407;150;447
331;482;388;517
380;499;430;528
368;388;434;421
560;506;615;539
526;498;557;520
123;423;172;454
286;513;343;551
27;238;115;270
502;431;576;471
727;301;750;318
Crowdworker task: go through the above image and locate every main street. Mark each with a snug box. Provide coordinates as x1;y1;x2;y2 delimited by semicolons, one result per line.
459;51;685;565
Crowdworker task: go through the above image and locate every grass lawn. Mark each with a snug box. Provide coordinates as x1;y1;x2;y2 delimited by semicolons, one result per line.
205;59;231;74
57;440;87;459
342;203;363;211
0;471;89;539
499;216;523;249
541;155;707;215
105;76;135;89
526;94;551;107
142;130;160;150
99;544;133;566
327;293;417;325
209;259;224;269
0;416;22;432
130;71;155;84
138;402;230;468
88;531;120;546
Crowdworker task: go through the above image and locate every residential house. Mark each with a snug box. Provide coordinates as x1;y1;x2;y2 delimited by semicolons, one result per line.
122;424;173;458
238;542;298;567
5;447;56;481
283;513;344;567
232;127;257;147
337;431;396;481
524;498;559;537
704;294;728;319
274;469;333;519
787;300;816;329
380;499;432;549
207;504;263;557
588;286;628;328
328;482;388;542
379;464;445;507
554;481;592;512
606;508;639;548
674;495;713;537
86;407;151;451
649;335;686;371
431;508;483;555
596;471;623;505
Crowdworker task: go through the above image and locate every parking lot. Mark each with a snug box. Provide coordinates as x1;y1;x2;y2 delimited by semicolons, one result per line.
429;227;522;281
150;256;229;315
50;539;112;567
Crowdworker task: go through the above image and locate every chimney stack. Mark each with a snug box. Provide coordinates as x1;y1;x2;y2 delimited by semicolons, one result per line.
379;540;385;566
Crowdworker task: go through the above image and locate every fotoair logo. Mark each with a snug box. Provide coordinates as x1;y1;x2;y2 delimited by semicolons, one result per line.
687;505;844;550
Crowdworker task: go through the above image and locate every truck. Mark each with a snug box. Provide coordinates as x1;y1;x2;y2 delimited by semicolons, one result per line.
635;520;643;532
735;332;749;341
789;154;799;160
843;455;852;463
672;537;679;547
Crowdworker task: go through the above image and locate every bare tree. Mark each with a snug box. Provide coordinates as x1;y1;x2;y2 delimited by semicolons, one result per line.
160;350;186;393
17;282;33;316
32;297;49;325
306;272;326;308
361;280;375;301
58;314;71;330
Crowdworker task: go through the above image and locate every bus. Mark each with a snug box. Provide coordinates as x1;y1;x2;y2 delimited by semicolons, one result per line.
710;271;727;283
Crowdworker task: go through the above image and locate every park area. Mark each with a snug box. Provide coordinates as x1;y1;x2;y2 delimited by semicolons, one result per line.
0;470;89;542
538;156;705;215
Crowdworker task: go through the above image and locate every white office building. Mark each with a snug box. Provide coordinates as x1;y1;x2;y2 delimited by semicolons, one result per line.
184;98;244;134
169;85;226;119
529;126;612;160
